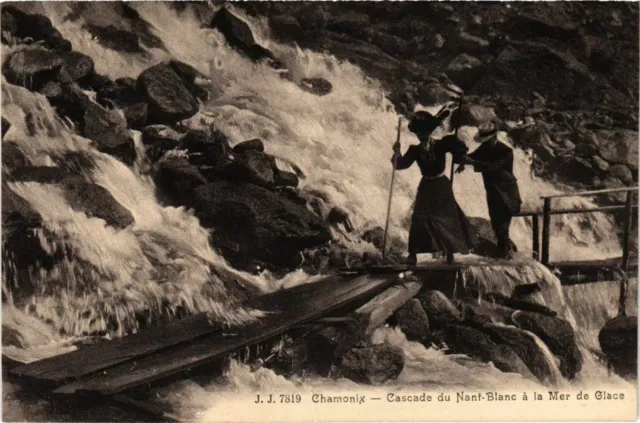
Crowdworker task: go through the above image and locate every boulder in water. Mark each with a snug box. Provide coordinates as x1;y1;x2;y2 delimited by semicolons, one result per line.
299;78;332;96
1;6;72;51
457;103;498;127
274;170;299;188
96;77;140;108
57;51;95;83
154;156;207;207
417;289;462;330
81;102;136;165
338;343;405;385
362;226;385;250
168;60;209;101
1;142;28;174
193;181;331;269
137;62;199;124
444;324;537;381
181;129;231;167
392;298;431;346
85;24;144;53
327;206;354;232
445;53;485;91
122;102;148;129
217;150;276;187
416;82;454;107
49;82;92;124
598;315;637;379
3;47;64;91
512;310;582;379
141;124;183;162
62;179;134;229
309;324;365;376
232;138;265;154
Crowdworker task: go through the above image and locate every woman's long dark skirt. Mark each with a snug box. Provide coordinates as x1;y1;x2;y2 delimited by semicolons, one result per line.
408;175;476;255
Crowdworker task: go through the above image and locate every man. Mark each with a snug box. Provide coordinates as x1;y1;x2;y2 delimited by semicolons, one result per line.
458;122;522;259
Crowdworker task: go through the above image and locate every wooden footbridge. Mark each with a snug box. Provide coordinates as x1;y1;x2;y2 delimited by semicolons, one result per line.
4;186;637;420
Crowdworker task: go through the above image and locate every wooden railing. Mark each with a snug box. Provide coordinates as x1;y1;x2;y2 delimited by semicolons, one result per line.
516;186;638;268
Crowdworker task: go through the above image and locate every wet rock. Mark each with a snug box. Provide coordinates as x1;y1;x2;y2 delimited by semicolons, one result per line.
3;47;64;91
217;150;276;187
268;338;311;377
122;102;148;129
448;30;491;55
445;53;485;91
416;82;454;107
299;78;332;96
1;142;28;173
1;6;72;51
594;129;638;171
50;83;91;124
512;310;582;379
275;170;299;188
608;164;634;184
38;81;62;99
62;180;134;229
417;289;462;330
326;10;370;35
505;6;579;42
338;343;405;385
82;102;136;165
142;125;183;145
80;73;113;92
327;206;354;232
2;116;11;140
137;62;199;124
458;103;498;127
232;138;265;154
361;28;410;57
598;315;637;379
444;324;536;381
154;156;207;207
309;324;365;376
96;78;139;108
268;14;302;38
181;129;230;167
58;51;95;83
85;24;144;53
393;298;431;345
210;8;284;68
193;181;331;269
483;324;560;385
8;166;71;184
592;155;610;172
362;226;385;250
168;60;209;101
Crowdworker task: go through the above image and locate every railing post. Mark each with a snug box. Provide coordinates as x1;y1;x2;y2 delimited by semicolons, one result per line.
532;215;540;260
622;191;634;272
541;198;551;265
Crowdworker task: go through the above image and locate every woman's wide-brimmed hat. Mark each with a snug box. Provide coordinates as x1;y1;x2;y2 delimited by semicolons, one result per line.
408;109;451;136
475;121;499;142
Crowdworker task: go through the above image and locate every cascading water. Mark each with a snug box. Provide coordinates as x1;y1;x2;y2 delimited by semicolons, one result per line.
2;2;635;420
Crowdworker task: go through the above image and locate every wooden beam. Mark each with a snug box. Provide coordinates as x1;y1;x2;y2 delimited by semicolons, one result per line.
541;186;638;199
516;204;637;217
532;215;540;260
541;198;551;265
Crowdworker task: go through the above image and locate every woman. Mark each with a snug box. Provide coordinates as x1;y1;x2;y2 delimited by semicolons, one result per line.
392;107;476;264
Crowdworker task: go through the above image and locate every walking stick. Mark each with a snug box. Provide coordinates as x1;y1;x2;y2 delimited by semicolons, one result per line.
382;117;403;261
449;95;464;183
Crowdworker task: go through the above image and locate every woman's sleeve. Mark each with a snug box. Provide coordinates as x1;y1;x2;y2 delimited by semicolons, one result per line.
442;135;468;163
393;145;417;170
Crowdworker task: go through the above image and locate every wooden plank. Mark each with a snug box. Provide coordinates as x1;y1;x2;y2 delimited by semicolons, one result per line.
52;274;398;396
516;204;637;217
541;186;638;199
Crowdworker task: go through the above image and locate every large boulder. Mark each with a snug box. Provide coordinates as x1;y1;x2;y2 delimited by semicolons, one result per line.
2;142;29;174
338;343;405;385
122;102;148;129
232;138;264;154
217;150;276;187
57;51;95;83
154;156;207;207
180;129;230;167
192;181;331;268
210;8;284;69
81;102;136;165
593;129;638;171
167;60;209;101
416;82;455;107
309;324;365;376
142;124;183;162
458;103;498;127
85;24;144;53
96;77;139;108
3;47;63;91
512;310;582;379
392;298;431;346
62;179;134;229
1;6;72;51
444;324;536;381
417;289;462;330
49;82;92;124
445;54;485;91
136;62;199;124
598;315;637;379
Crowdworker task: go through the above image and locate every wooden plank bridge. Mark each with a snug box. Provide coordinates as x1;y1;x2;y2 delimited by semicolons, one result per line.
5;186;638;420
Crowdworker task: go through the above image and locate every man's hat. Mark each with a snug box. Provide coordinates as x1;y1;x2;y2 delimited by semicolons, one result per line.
408;109;451;136
476;121;499;142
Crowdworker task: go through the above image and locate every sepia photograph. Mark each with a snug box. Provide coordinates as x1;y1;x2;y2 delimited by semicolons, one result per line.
1;1;638;422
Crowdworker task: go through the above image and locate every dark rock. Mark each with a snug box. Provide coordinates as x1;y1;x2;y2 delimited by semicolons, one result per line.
483;324;560;385
63;180;134;229
459;301;514;327
141;125;182;161
122;102;148;129
181;129;230;167
416;82;454;107
3;47;63;91
96;78;139;108
210;8;284;68
81;102;136;165
268;14;302;38
217;150;276;187
393;298;431;345
309;324;365;376
445;53;485;91
8;166;71;184
85;24;143;53
2;116;11;140
192;181;331;268
512;283;542;298
137;62;199;124
448;30;491;55
232;138;264;154
505;6;579;42
80;73;113;92
338;343;405;385
168;60;209;101
38;81;62;99
154;156;207;207
49;83;91;124
1;7;72;51
592;155;610;172
362;226;385;250
417;289;462;330
274;170;299;188
607;164;634;184
326;10;370;35
299;78;332;96
593;129;638;171
361;28;410;58
58;51;95;83
1;142;28;173
598;315;637;379
268;338;311;377
444;324;536;380
512;311;582;379
458;104;498;127
327;207;354;232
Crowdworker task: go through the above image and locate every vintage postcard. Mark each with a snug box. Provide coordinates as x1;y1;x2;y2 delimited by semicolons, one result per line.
1;1;637;422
